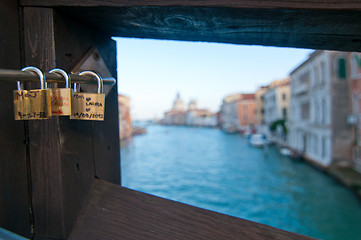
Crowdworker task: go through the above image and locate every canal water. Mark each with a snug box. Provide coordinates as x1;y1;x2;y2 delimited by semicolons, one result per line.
121;125;361;240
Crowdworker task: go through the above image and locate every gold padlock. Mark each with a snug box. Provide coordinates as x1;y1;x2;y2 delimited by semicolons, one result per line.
48;68;72;116
70;71;105;121
14;67;52;120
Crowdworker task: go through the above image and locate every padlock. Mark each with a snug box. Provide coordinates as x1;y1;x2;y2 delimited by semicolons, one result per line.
14;67;52;120
48;68;72;116
70;71;105;121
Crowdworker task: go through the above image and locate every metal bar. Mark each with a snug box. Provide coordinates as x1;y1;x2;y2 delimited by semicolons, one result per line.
0;69;116;85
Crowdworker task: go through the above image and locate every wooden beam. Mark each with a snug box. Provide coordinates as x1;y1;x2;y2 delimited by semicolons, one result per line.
23;7;66;239
70;179;315;240
52;6;361;52
0;0;31;238
22;7;120;239
19;0;361;11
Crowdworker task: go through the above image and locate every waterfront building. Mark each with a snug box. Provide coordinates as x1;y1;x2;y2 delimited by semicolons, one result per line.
220;93;255;132
220;94;241;132
349;52;361;172
237;94;256;128
163;94;217;127
289;50;353;167
163;93;187;125
254;86;268;126
185;100;218;127
118;94;132;140
186;108;218;127
263;78;290;144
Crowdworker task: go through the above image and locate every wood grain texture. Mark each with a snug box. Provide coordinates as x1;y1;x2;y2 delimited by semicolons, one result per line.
91;40;120;185
52;6;361;52
22;8;120;239
54;10;119;235
54;8;120;184
19;0;361;10
23;7;66;239
70;179;316;240
0;0;31;238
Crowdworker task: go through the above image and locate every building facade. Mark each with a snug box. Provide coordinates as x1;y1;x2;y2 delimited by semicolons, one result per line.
163;94;217;127
254;86;268;126
263;78;290;126
263;78;290;143
349;52;361;172
118;94;132;140
289;50;352;167
237;94;256;128
220;93;255;132
163;93;187;125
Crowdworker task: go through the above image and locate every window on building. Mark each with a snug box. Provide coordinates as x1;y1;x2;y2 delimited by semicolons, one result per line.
321;61;326;85
301;102;310;120
322;136;326;158
300;71;310;85
282;93;286;101
313;66;318;87
282;108;287;119
321;98;326;124
338;58;347;79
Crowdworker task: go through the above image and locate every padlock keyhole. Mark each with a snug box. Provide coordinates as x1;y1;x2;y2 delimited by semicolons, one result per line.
76;163;80;171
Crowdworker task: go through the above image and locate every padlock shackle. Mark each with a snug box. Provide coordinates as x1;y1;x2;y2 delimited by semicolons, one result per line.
79;71;103;94
20;67;45;90
49;68;71;88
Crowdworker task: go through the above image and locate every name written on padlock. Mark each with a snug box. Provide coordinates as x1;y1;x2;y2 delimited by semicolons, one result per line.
50;88;72;116
14;89;52;120
15;90;39;99
70;93;105;121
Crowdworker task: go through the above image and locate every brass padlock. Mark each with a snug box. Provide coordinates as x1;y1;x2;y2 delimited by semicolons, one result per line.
70;71;105;121
14;67;52;120
48;68;72;116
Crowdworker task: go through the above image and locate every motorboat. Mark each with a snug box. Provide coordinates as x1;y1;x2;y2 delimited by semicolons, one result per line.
249;134;268;148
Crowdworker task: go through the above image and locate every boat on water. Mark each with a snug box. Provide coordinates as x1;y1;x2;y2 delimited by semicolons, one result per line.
280;147;292;156
249;134;268;148
132;126;147;136
279;147;303;161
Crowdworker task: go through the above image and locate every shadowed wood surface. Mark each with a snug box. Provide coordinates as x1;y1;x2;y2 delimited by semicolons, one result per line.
70;179;316;240
21;1;361;52
19;0;361;10
20;7;120;239
0;0;31;238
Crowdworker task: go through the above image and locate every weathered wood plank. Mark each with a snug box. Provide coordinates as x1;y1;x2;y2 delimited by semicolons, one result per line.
70;179;316;240
0;0;31;237
0;0;31;238
44;6;361;52
53;9;119;235
22;8;120;239
23;7;65;239
19;0;361;11
53;8;120;185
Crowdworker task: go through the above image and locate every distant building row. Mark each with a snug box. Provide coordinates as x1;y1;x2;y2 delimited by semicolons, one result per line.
161;93;218;127
219;50;361;172
160;50;361;172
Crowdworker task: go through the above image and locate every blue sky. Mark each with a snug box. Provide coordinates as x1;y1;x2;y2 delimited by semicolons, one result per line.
115;37;313;120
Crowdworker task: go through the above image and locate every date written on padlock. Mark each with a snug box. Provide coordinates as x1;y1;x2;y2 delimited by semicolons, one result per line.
71;93;104;120
14;67;52;120
70;71;105;121
14;90;51;120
